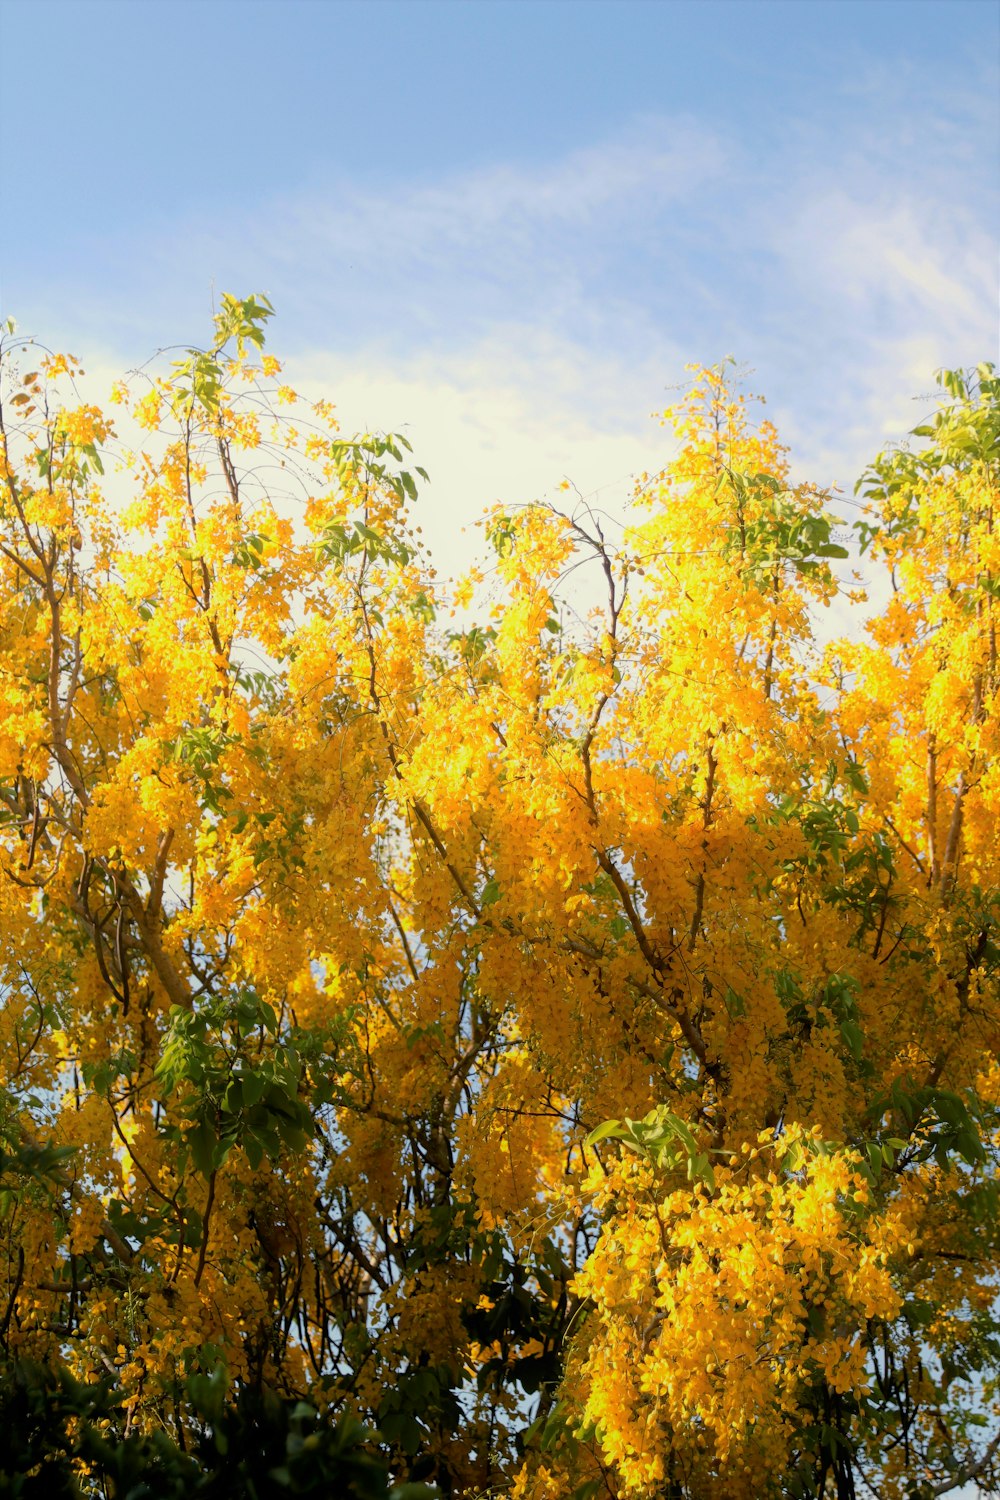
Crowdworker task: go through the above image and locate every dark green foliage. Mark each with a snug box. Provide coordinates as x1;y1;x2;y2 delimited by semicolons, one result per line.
0;1359;437;1500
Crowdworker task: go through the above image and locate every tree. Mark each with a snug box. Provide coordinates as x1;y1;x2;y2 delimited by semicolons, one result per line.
0;300;996;1499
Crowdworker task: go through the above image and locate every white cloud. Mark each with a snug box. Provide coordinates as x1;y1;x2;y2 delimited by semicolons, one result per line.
244;108;993;510
292;326;679;582
759;177;996;490
783;192;990;330
23;87;995;578
55;325;678;598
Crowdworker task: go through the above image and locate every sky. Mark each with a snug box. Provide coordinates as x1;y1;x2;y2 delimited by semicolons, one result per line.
0;0;997;579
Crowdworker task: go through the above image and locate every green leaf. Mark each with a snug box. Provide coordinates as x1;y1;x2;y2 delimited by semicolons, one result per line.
240;1070;267;1109
243;1133;265;1171
586;1118;624;1146
189;1118;217;1178
840;1019;864;1062
379;1410;423;1454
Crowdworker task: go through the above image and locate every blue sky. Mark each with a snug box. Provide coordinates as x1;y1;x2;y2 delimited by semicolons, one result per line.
1;0;997;572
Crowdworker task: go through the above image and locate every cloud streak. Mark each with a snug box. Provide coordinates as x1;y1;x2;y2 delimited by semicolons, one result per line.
21;67;997;548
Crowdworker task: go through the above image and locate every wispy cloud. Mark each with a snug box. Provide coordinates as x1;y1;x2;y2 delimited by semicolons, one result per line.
137;116;727;359
28;74;997;548
762;181;995;484
292;329;678;579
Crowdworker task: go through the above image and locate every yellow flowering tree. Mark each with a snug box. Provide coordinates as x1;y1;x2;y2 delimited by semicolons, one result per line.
0;302;996;1499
